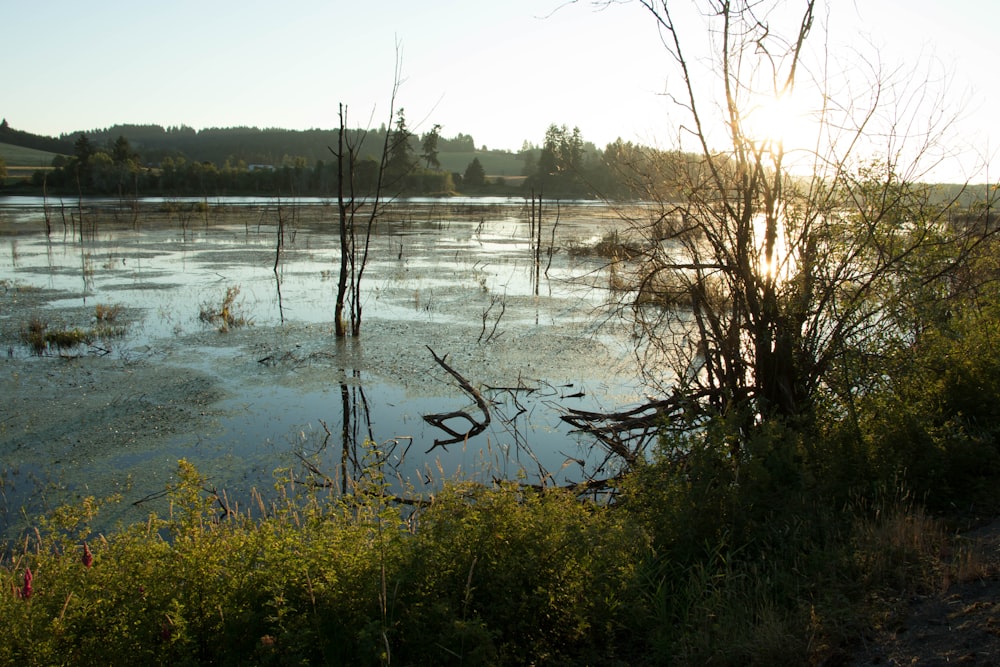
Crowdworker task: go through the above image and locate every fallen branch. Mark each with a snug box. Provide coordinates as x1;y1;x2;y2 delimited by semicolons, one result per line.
423;346;491;452
293;453;432;506
560;391;699;466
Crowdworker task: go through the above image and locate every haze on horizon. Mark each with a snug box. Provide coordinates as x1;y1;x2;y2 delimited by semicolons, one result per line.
4;0;998;183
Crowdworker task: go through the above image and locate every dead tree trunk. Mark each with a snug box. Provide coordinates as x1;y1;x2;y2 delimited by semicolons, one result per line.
334;105;350;338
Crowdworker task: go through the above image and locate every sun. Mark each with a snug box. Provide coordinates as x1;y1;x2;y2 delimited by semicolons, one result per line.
742;90;816;155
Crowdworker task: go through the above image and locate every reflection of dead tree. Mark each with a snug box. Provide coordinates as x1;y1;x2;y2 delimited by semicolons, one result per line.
423;346;491;452
294;451;428;506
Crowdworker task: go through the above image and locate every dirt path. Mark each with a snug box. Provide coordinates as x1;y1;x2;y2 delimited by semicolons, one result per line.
849;519;1000;665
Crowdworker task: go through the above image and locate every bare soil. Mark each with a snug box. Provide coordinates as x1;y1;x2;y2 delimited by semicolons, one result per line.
848;519;1000;666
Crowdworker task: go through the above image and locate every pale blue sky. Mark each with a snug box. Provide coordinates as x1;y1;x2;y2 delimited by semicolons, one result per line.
3;0;996;182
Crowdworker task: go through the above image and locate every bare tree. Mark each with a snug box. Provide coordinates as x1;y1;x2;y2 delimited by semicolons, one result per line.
332;53;405;338
571;1;990;458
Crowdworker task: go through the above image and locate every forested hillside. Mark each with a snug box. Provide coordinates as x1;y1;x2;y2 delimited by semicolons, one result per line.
0;118;641;198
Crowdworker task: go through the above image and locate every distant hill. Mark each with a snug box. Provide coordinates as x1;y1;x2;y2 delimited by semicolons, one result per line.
0;142;63;167
0;120;528;179
47;123;525;175
0;119;73;155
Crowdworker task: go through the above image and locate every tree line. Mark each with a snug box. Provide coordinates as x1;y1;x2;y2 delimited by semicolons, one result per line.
3;117;698;199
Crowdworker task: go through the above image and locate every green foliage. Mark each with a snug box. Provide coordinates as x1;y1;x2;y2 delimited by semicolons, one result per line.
0;459;648;666
841;295;1000;511
397;482;646;665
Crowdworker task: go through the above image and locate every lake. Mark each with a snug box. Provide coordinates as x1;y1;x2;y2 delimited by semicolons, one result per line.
0;196;647;535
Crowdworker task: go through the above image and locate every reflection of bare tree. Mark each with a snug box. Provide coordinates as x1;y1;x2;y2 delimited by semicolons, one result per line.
311;369;376;494
339;370;373;492
293;363;414;499
422;347;622;500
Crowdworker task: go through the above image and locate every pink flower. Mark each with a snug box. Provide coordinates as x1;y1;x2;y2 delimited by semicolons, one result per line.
82;542;93;568
20;567;32;600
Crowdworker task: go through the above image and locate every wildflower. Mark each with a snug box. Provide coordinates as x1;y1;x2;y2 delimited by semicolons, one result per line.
20;567;33;600
82;542;93;568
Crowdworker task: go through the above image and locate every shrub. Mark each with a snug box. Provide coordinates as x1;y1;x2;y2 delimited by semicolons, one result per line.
0;459;648;666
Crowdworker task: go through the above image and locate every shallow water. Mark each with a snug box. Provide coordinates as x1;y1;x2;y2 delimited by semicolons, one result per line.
0;198;647;533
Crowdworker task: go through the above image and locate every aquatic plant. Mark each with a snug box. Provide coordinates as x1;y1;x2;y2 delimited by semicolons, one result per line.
198;285;251;333
20;312;127;355
93;303;122;323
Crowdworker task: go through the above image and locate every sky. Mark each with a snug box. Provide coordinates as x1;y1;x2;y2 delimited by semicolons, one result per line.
3;0;997;183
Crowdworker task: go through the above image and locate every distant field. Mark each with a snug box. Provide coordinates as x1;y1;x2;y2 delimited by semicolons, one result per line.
1;142;61;181
0;142;62;167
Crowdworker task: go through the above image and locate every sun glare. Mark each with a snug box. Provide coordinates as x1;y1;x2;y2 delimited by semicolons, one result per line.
743;91;816;155
753;212;797;283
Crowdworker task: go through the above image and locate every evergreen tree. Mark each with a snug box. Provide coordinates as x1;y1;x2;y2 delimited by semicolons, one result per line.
386;108;415;183
74;134;95;166
421;124;442;169
111;135;136;165
463;157;486;188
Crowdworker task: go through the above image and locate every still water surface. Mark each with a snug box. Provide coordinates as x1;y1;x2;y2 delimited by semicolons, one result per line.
0;197;645;532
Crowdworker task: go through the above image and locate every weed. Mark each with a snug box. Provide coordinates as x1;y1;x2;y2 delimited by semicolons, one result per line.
94;303;122;322
21;317;47;354
43;328;90;350
0;460;644;665
199;285;251;332
567;229;642;259
20;313;127;355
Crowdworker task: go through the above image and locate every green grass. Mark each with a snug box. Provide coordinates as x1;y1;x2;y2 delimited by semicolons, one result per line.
0;459;647;666
0;142;63;168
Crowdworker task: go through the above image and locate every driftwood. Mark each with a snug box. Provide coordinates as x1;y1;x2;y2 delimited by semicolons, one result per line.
423;346;491;452
560;392;693;466
507;474;621;498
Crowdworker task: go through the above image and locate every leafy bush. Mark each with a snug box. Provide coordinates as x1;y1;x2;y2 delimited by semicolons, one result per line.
0;459;648;666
